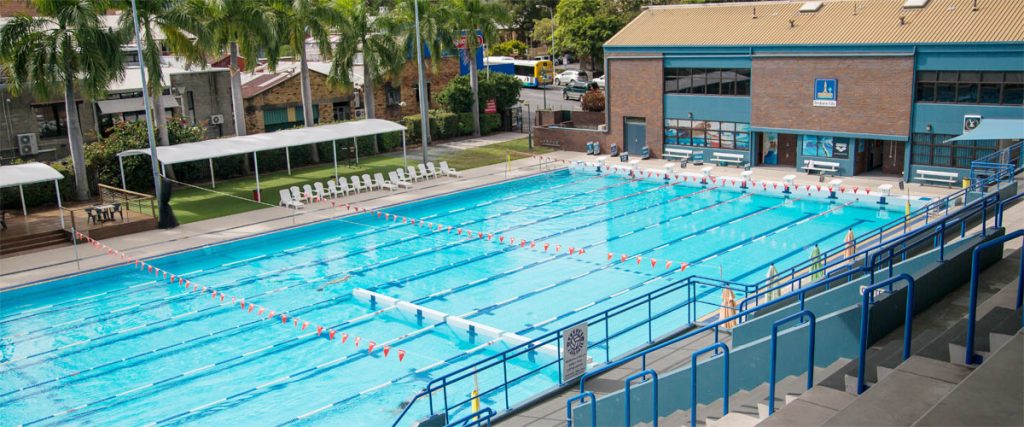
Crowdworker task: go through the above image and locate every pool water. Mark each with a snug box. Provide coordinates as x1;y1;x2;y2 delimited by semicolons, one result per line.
0;170;900;426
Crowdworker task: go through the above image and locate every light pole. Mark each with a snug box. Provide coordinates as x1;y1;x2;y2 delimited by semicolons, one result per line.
130;0;161;203
414;0;430;165
538;4;554;111
523;101;532;150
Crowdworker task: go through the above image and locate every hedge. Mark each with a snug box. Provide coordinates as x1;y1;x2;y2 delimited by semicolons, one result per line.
402;111;503;142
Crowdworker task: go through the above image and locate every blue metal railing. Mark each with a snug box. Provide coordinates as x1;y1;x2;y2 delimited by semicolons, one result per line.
565;392;596;427
857;274;915;394
768;310;816;415
965;229;1024;365
691;343;730;427
997;191;1024;228
444;407;497;427
971;140;1023;190
624;370;658;427
392;276;754;426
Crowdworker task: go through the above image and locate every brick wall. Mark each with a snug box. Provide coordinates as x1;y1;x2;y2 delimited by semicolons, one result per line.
607;54;664;157
171;70;235;139
373;57;461;121
751;56;914;137
533;126;606;153
243;71;355;134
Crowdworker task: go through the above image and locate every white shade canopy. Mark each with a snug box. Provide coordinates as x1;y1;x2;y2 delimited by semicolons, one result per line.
0;162;64;189
118;119;406;165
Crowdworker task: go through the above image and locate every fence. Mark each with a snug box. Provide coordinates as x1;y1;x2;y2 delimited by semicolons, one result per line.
63;184;156;233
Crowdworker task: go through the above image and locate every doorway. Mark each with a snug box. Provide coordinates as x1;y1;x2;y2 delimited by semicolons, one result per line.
624;118;646;155
858;139;905;175
777;133;798;166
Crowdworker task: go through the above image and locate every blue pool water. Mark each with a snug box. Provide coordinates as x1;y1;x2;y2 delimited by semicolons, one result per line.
0;170;902;426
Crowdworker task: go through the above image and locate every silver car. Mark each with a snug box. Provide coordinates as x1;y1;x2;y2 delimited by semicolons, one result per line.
554;70;589;86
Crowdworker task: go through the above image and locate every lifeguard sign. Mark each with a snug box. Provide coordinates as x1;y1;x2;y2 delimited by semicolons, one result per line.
813;78;838;107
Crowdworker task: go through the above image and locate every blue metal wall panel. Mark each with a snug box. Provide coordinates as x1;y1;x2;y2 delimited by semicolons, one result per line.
663;95;752;122
912;103;1024;134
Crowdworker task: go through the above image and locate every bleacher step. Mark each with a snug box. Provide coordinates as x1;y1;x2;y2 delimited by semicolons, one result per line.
707;412;759;427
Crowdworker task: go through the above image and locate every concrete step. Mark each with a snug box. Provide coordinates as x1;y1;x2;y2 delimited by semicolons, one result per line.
707;412;759;427
822;356;973;426
755;386;858;427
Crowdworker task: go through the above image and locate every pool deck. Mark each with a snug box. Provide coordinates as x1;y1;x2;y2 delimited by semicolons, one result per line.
0;151;960;290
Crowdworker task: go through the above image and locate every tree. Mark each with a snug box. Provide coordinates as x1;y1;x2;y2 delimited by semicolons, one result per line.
581;84;605;112
270;0;342;163
502;0;557;42
329;0;404;153
487;40;528;58
449;0;508;137
553;0;627;72
113;0;207;181
530;18;553;51
199;0;279;171
0;0;125;200
436;73;521;114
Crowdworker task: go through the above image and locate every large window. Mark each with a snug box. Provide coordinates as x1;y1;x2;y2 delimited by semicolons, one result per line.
385;82;402;107
911;133;998;168
33;104;67;138
263;105;319;132
916;71;1023;105
664;119;751;150
800;135;850;159
664;68;751;96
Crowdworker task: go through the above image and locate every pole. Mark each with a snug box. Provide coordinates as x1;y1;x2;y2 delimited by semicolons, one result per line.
402;130;408;168
332;139;339;184
130;0;162;203
414;0;430;165
209;158;216;188
253;152;261;201
55;180;65;229
18;185;27;217
71;226;81;271
119;156;126;189
285;147;292;175
353;137;359;164
527;104;533;150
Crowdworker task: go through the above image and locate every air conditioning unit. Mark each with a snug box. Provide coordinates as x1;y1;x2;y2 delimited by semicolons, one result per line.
209;114;225;125
17;133;39;156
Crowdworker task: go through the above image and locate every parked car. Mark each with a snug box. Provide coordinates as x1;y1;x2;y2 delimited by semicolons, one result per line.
591;75;605;88
554;69;589;86
562;81;589;101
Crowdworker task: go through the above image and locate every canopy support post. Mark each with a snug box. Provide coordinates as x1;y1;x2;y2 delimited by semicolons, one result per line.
402;130;408;168
119;156;126;190
55;179;65;229
332;139;339;184
285;147;292;175
160;162;166;177
18;184;27;218
253;152;261;202
353;137;359;165
209;158;216;188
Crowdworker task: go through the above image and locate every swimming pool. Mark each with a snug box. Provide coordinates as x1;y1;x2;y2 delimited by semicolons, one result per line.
0;169;905;426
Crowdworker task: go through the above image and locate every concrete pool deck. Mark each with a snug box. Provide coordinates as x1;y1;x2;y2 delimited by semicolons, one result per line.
0;151;960;290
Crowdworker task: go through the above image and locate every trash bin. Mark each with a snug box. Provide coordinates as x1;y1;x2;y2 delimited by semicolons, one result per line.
962;178;971;189
252;189;261;202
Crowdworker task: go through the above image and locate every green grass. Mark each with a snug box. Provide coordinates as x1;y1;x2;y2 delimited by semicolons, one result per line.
169;137;552;224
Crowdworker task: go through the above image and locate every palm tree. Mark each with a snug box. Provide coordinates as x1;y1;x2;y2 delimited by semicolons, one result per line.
270;0;342;163
329;0;403;153
391;0;455;145
449;0;506;136
0;0;125;201
113;0;207;180
200;0;279;171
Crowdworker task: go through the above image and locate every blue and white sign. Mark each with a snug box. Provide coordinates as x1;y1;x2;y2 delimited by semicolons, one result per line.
813;78;837;107
561;322;589;382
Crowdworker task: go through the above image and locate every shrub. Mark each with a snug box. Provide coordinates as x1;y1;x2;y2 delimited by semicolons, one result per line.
436;73;522;114
581;88;605;112
487;40;528;58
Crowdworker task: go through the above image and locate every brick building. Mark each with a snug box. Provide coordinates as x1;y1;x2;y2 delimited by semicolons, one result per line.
372;56;461;121
547;0;1023;182
241;62;358;134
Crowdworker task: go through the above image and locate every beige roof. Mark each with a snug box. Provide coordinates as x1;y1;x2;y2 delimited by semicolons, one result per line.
606;0;1024;48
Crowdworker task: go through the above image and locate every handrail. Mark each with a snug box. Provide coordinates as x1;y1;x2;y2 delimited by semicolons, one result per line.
691;342;730;427
997;191;1024;228
768;310;816;415
444;407;497;427
965;229;1024;365
565;392;596;427
624;370;658;427
857;273;915;394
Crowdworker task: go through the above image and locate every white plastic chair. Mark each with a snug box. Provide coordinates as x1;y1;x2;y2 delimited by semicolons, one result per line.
327;180;344;198
389;171;413;188
396;168;412;183
314;182;329;200
406;166;422;182
337;179;353;196
290;186;305;203
418;163;435;179
279;189;304;208
302;184;316;202
374;173;397;191
440;161;463;178
426;162;441;178
362;173;377;190
350;175;366;193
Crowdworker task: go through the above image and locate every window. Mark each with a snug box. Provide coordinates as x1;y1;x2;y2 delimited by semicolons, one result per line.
33;104;67;137
411;83;431;107
800;135;848;158
916;71;1024;105
263;105;318;132
333;101;349;122
385;82;401;107
664;67;751;96
911;133;998;168
664;119;750;150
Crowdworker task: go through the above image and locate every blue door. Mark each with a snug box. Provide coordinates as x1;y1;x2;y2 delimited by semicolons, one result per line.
624;118;646;155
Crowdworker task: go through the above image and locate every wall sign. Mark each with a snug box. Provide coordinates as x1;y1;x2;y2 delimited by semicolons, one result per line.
561;322;589;383
833;141;849;159
963;115;982;133
813;78;838;107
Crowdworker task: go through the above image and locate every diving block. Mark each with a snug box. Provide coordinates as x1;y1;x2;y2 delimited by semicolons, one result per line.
353;289;560;358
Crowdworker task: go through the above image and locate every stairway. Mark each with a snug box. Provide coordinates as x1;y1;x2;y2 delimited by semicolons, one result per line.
752;249;1023;427
0;229;68;256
